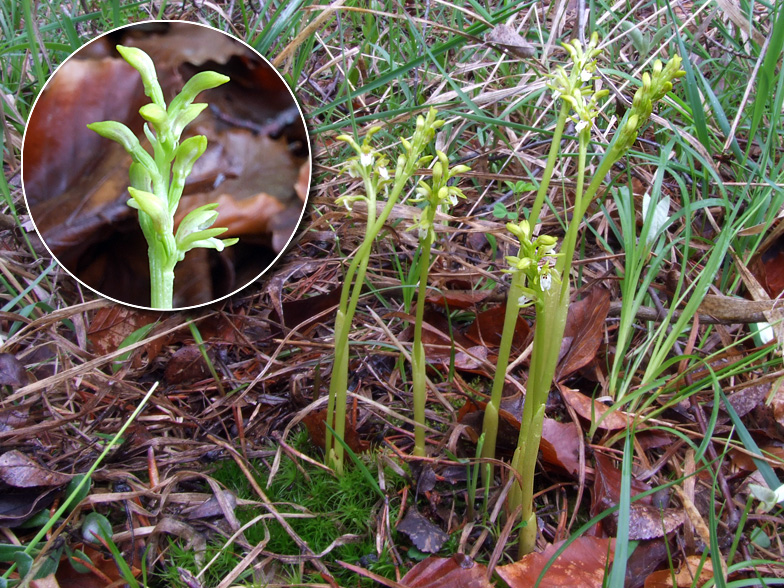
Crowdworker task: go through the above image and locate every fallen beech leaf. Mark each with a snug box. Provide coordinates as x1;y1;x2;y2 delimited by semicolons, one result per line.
295;159;310;202
772;381;784;428
556;286;610;381
496;537;614;588
301;409;370;454
484;24;536;58
720;383;769;418
426;290;491;310
459;396;580;472
0;353;28;387
627;504;684;540
273;289;341;335
540;418;581;476
0;487;59;527
401;554;492;588
164;346;212;385
0;407;29;433
452;346;489;371
465;303;529;349
625;539;670;588
56;542;137;588
0;450;72;487
23;56;143;209
87;306;161;357
644;555;714;588
397;508;448;554
591;452;652;536
559;386;629;431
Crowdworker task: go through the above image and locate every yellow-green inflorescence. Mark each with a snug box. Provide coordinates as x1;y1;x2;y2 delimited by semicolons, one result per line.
326;109;449;474
479;33;685;557
410;151;470;456
88;45;235;309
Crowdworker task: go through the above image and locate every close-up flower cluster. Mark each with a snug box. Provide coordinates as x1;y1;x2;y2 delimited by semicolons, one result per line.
87;45;236;309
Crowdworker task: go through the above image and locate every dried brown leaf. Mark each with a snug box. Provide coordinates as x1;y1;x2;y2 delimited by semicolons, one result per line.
87;306;161;357
465;303;529;349
397;508;449;554
401;554;492;588
496;537;614;588
556;287;610;381
540;418;581;476
559;386;629;431
0;450;72;487
484;24;536;58
0;353;28;387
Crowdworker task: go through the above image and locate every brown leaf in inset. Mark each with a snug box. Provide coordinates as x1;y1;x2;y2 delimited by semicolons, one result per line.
465;303;530;349
556;287;610;381
496;537;614;588
0;450;72;487
401;554;492;588
426;290;491;310
123;22;248;70
559;386;629;431
23;57;143;209
0;353;28;387
301;409;369;455
397;508;449;554
175;188;285;238
540;418;581;476
87;306;161;357
164;346;211;385
295;159;310;202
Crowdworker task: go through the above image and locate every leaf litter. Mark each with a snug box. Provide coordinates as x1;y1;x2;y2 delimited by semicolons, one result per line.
3;4;784;588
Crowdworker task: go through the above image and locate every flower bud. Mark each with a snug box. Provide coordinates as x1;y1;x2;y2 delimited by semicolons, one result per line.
128;187;167;232
139;104;167;127
169;70;230;118
117;45;165;108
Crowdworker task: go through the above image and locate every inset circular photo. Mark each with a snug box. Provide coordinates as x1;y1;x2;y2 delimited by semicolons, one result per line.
22;21;310;310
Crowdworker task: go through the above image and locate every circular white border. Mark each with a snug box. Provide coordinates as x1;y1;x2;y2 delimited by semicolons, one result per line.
21;19;312;312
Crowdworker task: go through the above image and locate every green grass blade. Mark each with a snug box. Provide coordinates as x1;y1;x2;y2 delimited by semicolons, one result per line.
749;1;784;141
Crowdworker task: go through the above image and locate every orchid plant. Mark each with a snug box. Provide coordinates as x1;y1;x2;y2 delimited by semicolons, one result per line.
326;109;447;474
478;33;685;555
88;45;236;309
410;152;470;457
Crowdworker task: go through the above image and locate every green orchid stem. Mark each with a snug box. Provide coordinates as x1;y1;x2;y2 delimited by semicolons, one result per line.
412;227;434;457
149;245;176;310
326;176;377;475
480;269;526;485
326;157;418;474
509;280;569;556
529;102;570;228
